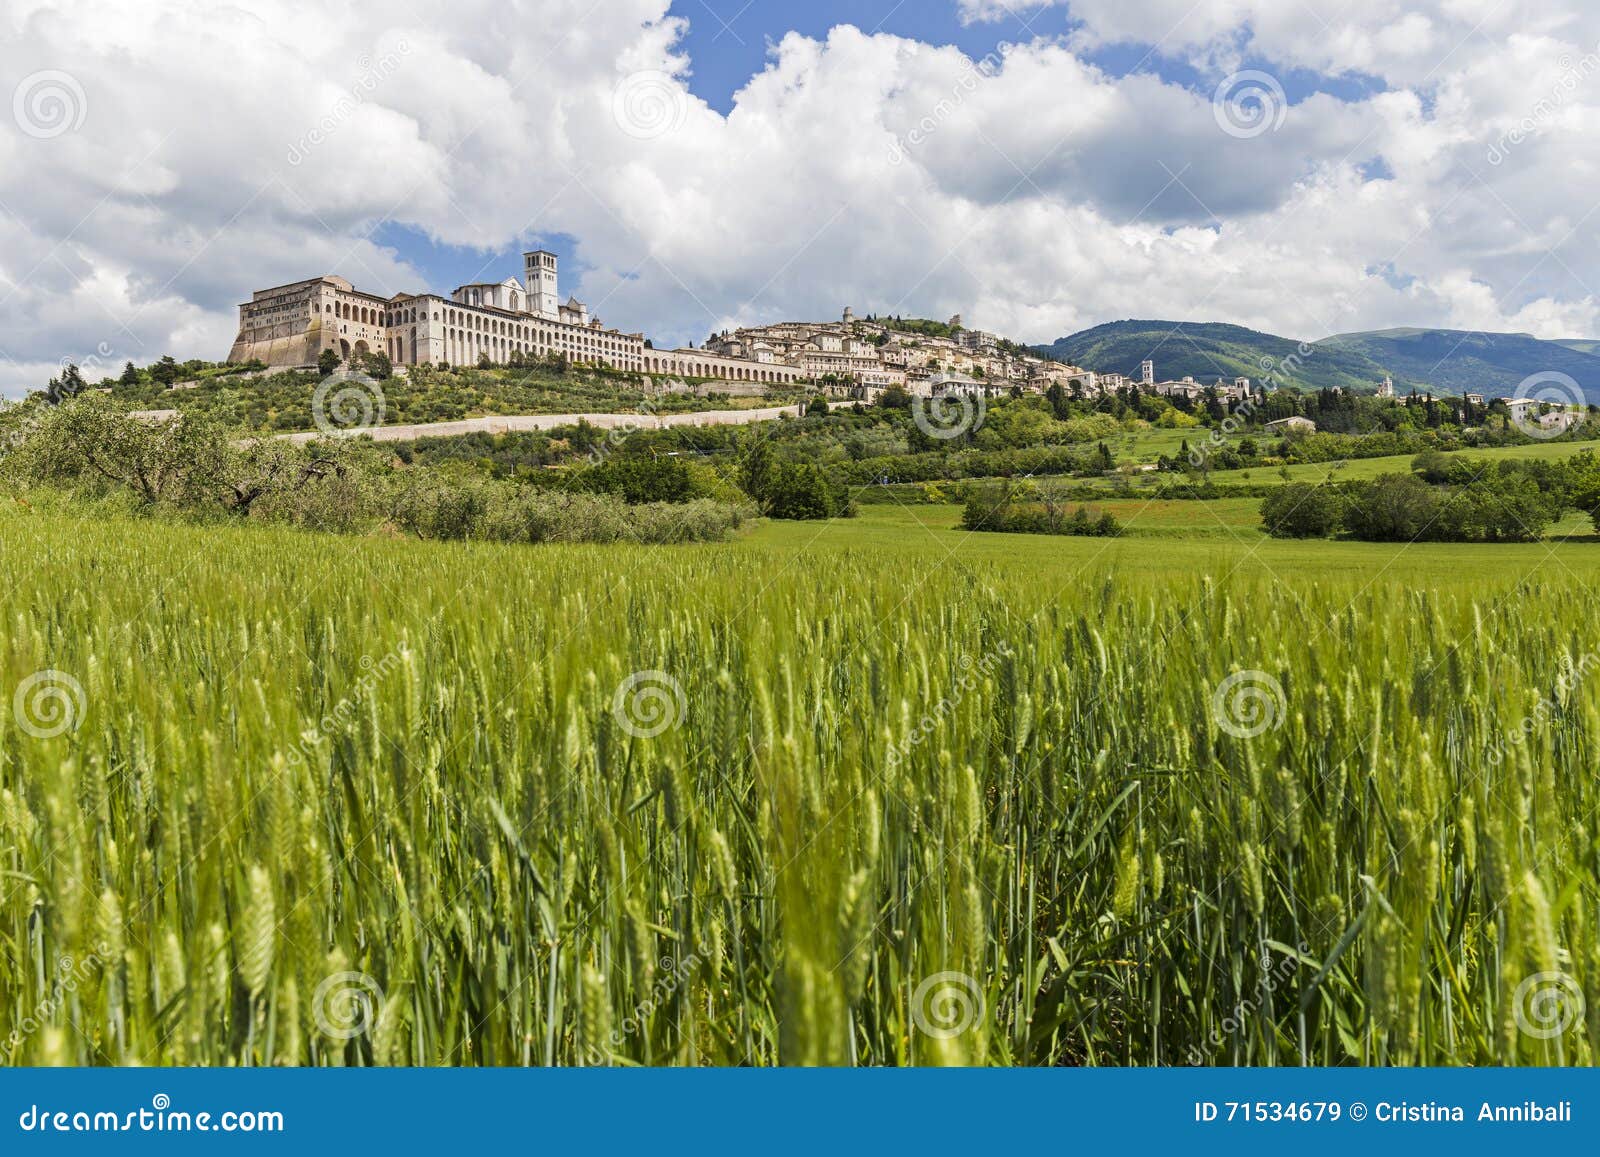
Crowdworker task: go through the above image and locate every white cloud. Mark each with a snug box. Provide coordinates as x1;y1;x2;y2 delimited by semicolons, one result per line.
4;0;1600;396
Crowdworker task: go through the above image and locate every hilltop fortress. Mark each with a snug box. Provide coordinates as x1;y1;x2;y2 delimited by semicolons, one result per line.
226;254;1091;396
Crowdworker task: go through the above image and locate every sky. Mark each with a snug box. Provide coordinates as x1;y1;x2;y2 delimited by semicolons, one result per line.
3;0;1600;395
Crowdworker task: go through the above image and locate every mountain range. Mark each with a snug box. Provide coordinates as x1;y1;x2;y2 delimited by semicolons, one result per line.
1033;320;1600;401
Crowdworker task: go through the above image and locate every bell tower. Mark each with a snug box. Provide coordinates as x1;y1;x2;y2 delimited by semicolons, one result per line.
524;250;559;320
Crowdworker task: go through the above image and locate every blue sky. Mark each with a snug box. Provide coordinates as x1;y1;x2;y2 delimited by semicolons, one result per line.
668;1;1380;110
669;0;1040;110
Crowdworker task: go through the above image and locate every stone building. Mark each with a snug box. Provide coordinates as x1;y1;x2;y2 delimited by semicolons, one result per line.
227;254;805;386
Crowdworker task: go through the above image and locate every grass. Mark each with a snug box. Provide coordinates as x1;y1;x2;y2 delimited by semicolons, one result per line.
2;499;1599;1067
1171;438;1600;489
755;502;1600;582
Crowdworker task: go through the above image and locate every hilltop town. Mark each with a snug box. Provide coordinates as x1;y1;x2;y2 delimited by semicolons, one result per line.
227;253;1105;399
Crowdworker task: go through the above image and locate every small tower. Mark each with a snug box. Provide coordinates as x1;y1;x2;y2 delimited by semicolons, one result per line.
949;314;964;331
842;306;855;325
1141;360;1155;387
523;250;559;320
1377;375;1395;398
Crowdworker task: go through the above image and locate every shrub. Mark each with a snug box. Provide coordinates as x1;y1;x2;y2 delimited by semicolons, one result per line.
1341;473;1443;542
1261;483;1344;539
763;463;853;520
962;485;1121;536
576;455;694;504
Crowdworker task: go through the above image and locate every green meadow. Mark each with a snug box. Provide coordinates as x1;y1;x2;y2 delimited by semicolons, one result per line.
2;493;1598;1067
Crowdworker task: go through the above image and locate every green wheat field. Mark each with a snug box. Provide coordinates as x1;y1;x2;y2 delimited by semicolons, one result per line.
2;501;1598;1066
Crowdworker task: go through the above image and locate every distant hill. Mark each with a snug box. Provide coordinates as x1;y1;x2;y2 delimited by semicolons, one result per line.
1034;320;1396;394
1318;328;1600;400
1035;320;1600;401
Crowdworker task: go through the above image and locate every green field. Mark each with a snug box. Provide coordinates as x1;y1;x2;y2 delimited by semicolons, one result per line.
1190;438;1600;488
3;498;1598;1067
759;501;1600;571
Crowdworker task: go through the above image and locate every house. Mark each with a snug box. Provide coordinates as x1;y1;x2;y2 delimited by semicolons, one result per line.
928;371;985;395
1464;393;1486;406
1265;416;1317;434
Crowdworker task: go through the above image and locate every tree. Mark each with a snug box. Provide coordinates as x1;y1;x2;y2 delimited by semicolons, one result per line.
44;364;87;405
1044;382;1070;420
1567;450;1600;530
1261;483;1344;539
876;384;912;410
151;355;181;386
362;350;393;381
738;436;776;503
806;395;830;418
1341;474;1442;542
119;361;140;387
318;348;341;377
762;462;851;520
17;397;229;505
579;455;693;504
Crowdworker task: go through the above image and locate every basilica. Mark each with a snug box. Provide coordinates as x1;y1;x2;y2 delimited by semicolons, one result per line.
227;252;806;387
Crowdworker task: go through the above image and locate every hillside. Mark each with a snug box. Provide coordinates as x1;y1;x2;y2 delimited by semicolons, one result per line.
1319;328;1600;401
1035;320;1397;394
1037;320;1600;400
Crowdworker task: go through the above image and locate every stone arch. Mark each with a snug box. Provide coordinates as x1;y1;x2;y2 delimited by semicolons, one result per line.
339;339;350;359
353;340;370;356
